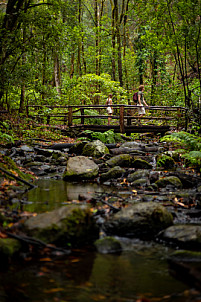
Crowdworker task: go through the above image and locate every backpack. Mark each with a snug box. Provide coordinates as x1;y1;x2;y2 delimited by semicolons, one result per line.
133;92;138;104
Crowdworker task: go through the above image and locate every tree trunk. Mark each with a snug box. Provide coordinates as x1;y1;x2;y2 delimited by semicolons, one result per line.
53;52;61;96
70;51;75;78
111;3;116;81
150;51;157;106
77;0;82;76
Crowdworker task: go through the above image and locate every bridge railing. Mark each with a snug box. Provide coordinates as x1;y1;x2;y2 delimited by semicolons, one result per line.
26;104;188;132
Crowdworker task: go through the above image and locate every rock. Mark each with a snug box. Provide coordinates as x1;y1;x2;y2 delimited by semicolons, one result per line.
94;236;122;254
144;145;159;152
82;140;109;158
149;171;159;183
63;156;99;180
21;145;34;152
34;155;47;162
34;147;54;157
168;172;201;188
131;178;148;187
155;176;183;189
127;169;150;182
110;147;146;156
104;202;173;239
156;154;175;169
106;154;133;168
23;205;99;247
0;238;21;266
121;141;145;150
69;141;88;155
0;238;21;257
168;250;201;290
132;158;153;169
158;224;201;249
51;150;63;160
100;166;126;181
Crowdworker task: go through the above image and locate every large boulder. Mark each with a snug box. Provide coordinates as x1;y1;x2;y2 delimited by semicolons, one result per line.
82;140;109;158
23;205;99;247
104;202;173;239
158;224;201;249
63;156;99;180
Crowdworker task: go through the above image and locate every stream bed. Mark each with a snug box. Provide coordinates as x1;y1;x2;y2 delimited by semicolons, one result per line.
1;179;200;302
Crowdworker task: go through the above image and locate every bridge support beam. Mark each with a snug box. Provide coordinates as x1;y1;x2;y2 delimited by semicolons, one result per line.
119;105;125;133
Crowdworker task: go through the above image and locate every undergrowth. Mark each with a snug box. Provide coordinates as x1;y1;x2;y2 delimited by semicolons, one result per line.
161;131;201;172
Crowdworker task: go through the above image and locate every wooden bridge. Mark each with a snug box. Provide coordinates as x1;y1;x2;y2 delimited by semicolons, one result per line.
26;104;188;135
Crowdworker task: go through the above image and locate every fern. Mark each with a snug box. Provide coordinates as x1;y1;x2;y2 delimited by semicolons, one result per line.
80;129;123;144
161;131;201;151
182;151;201;167
161;131;201;171
0;132;14;144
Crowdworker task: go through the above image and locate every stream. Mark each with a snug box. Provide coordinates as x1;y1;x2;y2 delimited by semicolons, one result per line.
1;179;200;302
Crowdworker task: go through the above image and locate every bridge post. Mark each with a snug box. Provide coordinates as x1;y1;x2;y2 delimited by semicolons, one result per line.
68;107;72;126
81;108;84;124
119;105;125;133
47;115;50;125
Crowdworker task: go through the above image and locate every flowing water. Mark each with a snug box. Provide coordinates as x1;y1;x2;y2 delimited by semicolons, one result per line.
1;179;201;302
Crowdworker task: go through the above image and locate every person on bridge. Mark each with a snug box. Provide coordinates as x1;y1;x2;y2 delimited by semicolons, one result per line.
106;94;113;125
137;85;149;116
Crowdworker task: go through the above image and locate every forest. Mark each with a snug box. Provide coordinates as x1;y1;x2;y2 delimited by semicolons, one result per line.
1;1;201;300
0;0;201;115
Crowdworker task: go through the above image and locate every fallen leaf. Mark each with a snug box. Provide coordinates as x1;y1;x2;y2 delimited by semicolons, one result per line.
44;288;64;293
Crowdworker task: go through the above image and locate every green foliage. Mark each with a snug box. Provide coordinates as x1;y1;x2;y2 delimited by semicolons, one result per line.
0;132;14;144
0;121;15;144
80;130;123;144
62;73;127;106
83;109;103;125
161;131;201;171
161;131;201;151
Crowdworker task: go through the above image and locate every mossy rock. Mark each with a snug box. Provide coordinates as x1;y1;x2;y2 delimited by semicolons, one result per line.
127;169;150;182
69;141;88;155
132;158;152;169
63;156;99;180
24;205;99;247
155;176;183;188
100;166;126;181
0;155;34;182
156;154;176;169
82;140;109;158
106;154;133;168
104;202;173;239
0;238;21;257
94;236;122;254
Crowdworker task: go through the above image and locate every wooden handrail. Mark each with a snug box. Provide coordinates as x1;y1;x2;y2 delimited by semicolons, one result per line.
26;104;188;133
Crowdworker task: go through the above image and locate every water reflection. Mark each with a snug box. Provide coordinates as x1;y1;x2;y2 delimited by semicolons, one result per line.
22;179;114;213
0;244;198;302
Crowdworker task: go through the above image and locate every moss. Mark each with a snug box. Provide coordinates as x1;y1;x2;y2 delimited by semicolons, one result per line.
156;176;183;188
25;207;99;247
0;238;21;256
95;236;122;254
0;155;34;182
